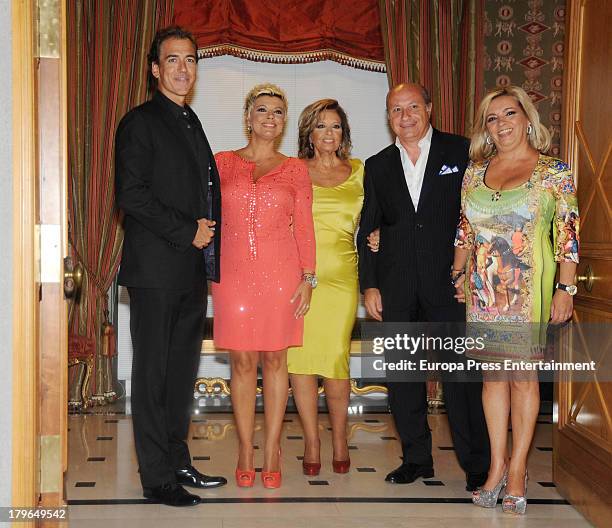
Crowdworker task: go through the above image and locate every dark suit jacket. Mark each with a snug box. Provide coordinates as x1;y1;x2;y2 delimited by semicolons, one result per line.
357;128;469;309
115;91;221;289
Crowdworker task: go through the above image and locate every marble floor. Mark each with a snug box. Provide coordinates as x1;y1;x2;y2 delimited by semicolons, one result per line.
65;409;592;527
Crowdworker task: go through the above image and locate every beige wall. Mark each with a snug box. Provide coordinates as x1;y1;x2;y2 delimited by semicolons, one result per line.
0;0;13;508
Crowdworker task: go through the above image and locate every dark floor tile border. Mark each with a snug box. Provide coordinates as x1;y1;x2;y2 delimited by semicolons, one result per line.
69;411;126;416
536;447;553;452
67;409;554;418
66;497;570;505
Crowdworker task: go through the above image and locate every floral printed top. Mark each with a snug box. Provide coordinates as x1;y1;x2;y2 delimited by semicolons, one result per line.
454;154;579;360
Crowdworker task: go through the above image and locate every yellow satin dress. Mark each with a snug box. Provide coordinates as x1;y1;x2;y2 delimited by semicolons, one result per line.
287;159;364;379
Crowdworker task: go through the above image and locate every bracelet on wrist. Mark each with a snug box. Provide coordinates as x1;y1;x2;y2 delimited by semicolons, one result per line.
302;273;318;289
450;268;465;286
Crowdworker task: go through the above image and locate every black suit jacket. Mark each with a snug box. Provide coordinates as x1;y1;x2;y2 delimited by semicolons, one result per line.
357;128;469;309
115;91;221;289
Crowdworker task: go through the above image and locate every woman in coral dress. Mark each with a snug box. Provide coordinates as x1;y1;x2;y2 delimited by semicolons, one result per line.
288;99;363;475
212;84;316;489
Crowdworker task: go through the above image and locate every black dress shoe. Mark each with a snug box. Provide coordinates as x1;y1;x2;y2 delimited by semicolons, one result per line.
143;483;201;507
465;471;488;492
175;464;227;489
385;463;434;484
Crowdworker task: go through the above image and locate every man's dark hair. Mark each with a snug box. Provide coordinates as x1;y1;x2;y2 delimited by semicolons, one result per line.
147;26;198;92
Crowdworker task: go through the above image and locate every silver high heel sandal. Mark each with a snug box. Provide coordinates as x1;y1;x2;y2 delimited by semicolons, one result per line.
472;471;508;508
502;472;529;515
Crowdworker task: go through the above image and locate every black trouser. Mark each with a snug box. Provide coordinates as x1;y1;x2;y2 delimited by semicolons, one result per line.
128;282;206;488
383;292;490;473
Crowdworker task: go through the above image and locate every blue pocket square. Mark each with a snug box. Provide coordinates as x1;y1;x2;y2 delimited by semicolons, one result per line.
439;164;459;175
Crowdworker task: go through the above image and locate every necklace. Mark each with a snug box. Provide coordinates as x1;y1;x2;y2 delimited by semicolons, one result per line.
491;190;502;202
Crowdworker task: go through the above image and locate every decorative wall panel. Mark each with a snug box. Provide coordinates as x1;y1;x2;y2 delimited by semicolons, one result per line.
483;0;566;156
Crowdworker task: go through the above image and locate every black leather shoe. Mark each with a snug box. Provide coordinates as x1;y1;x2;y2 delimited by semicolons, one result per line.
385;463;434;484
176;464;227;489
143;483;201;507
465;471;488;492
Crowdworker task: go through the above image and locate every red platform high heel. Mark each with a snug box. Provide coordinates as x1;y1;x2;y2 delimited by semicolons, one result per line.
262;449;282;489
261;470;282;488
332;458;351;474
235;468;256;488
302;460;321;476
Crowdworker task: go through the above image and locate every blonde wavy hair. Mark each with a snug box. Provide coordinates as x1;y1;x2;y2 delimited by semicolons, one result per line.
297;99;352;160
243;83;288;128
470;85;551;161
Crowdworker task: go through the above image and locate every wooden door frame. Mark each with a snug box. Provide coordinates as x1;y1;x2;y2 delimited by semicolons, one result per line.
12;0;39;508
561;0;581;172
12;0;69;510
556;1;612;526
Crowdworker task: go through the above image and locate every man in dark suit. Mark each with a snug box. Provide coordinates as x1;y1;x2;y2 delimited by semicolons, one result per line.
115;26;226;507
358;83;490;489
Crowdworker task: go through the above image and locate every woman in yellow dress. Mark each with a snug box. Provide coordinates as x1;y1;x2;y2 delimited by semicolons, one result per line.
288;99;363;475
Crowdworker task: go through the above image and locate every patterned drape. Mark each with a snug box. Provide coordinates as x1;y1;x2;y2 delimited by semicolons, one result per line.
379;0;484;136
67;0;174;407
482;0;566;157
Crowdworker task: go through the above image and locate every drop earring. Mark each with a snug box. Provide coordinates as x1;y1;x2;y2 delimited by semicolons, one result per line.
527;123;533;135
486;135;493;146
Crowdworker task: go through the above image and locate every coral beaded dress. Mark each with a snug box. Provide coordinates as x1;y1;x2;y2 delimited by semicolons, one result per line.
212;151;316;351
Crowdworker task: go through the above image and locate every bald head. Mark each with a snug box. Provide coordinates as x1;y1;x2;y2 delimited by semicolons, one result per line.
386;83;433;146
386;83;431;110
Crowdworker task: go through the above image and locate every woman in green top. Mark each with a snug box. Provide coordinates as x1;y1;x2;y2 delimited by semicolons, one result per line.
453;86;579;515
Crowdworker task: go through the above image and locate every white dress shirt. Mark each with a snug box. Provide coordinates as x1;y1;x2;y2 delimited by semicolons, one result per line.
395;125;433;211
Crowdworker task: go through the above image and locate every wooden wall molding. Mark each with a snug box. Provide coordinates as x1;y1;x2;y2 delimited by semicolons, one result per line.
12;0;39;511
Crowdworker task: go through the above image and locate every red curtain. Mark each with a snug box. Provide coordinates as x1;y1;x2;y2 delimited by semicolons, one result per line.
67;0;174;405
379;0;484;136
173;0;385;71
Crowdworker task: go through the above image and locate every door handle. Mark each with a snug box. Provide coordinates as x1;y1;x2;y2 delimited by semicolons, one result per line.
63;256;83;299
575;264;594;293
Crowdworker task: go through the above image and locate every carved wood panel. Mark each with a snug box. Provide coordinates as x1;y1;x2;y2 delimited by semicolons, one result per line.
556;1;612;525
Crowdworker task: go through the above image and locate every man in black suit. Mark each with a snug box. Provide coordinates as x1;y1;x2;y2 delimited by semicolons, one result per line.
115;26;226;507
358;83;490;489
